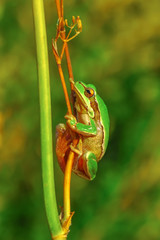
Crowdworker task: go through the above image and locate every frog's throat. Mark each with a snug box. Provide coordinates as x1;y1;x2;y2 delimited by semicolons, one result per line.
74;100;87;114
73;83;94;118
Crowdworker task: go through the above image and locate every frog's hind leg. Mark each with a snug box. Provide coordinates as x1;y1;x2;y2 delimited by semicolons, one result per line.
83;152;98;180
56;124;72;172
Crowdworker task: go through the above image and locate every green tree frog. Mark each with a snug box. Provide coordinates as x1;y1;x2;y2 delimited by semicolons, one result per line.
56;81;109;180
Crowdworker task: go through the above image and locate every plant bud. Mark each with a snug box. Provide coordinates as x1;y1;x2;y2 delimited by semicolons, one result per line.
72;16;76;24
76;16;82;32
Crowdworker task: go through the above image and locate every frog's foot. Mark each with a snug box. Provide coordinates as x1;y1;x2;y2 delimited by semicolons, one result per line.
69;138;82;155
70;144;81;155
56;123;66;138
65;114;78;132
83;152;98;180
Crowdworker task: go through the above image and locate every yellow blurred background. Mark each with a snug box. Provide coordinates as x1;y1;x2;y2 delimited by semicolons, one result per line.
0;0;160;239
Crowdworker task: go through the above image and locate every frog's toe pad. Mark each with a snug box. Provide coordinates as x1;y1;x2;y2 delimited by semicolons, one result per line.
84;152;98;180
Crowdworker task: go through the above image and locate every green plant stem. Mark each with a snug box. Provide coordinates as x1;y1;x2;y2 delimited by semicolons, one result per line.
32;0;64;239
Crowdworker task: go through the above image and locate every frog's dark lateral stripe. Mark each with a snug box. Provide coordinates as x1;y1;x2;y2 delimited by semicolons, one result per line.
95;95;110;159
73;85;89;112
90;99;104;160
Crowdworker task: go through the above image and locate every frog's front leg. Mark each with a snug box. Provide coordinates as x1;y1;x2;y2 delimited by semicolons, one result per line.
81;152;98;180
65;114;97;136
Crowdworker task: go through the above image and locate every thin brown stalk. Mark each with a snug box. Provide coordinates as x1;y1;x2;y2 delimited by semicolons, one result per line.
53;0;80;236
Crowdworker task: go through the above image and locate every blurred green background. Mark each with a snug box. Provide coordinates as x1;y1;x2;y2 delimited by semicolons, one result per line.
0;0;160;239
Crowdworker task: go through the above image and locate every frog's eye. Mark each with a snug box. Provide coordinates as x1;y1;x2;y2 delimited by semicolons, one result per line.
85;88;95;98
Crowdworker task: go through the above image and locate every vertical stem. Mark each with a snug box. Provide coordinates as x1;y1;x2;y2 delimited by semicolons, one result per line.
32;0;64;239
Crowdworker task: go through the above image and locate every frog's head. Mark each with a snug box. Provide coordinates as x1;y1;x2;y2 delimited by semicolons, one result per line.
73;81;97;118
